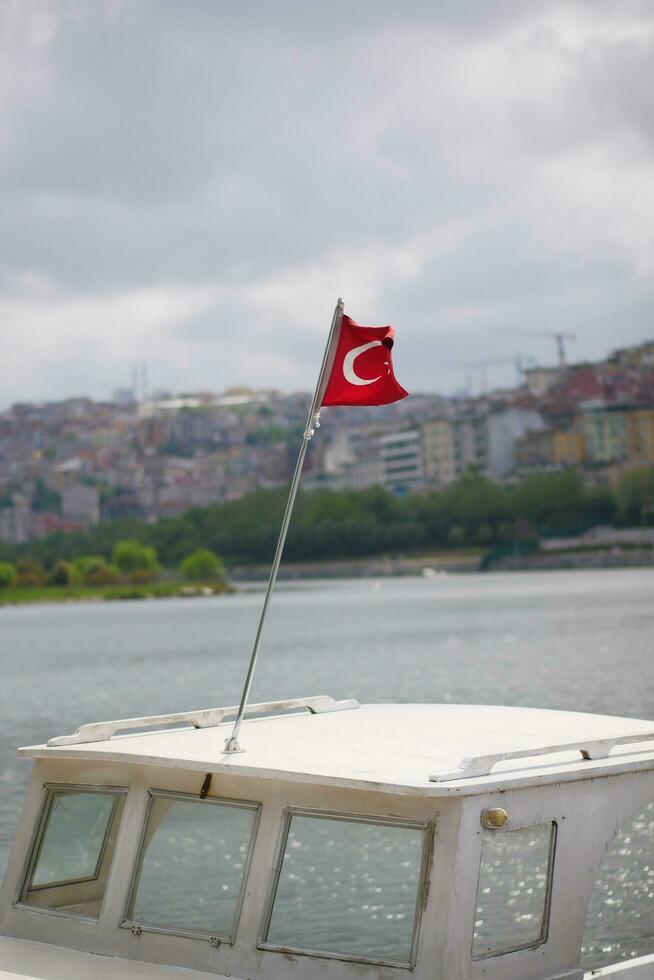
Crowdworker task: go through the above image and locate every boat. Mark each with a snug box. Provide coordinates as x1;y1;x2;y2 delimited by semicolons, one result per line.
3;304;651;977
2;694;654;979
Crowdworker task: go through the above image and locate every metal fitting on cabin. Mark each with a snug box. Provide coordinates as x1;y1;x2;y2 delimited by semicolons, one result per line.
481;807;508;830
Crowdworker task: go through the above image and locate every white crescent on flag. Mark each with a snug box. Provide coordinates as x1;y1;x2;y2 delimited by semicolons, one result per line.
342;340;382;386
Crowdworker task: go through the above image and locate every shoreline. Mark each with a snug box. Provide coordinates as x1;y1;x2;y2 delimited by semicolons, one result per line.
231;551;483;580
2;545;653;605
488;545;654;572
0;580;232;608
233;544;654;580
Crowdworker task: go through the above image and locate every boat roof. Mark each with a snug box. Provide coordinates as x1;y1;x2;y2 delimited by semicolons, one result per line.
19;699;654;796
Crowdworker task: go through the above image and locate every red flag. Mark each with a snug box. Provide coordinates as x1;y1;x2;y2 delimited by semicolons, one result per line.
321;314;408;407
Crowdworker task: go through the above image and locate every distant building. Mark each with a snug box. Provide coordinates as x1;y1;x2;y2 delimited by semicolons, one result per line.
523;366;562;397
552;430;586;466
514;430;556;472
558;367;604;403
322;429;358;475
0;494;31;544
610;340;654;370
379;429;424;493
421;417;456;487
580;403;628;464
61;483;100;526
626;409;654;466
514;425;586;473
51;457;86;491
30;513;85;539
487;406;545;478
309;427;385;492
348;451;385;490
452;411;488;476
0;497;88;543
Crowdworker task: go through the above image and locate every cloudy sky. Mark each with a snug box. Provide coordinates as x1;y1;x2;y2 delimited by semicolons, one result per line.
2;0;653;407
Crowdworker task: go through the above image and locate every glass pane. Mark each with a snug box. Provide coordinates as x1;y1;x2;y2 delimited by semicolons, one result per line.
22;788;124;918
473;822;555;958
582;801;654;970
130;795;258;937
266;814;424;964
32;791;117;887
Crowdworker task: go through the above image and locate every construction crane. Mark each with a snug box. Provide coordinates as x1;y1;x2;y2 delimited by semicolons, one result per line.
496;329;578;369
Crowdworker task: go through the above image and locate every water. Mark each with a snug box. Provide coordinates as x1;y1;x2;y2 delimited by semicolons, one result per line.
1;568;653;968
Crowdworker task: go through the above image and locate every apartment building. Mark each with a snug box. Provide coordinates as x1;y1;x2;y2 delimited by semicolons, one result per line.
379;430;424;493
580;404;628;464
552;430;586;465
421;417;456;487
611;341;654;370
452;411;488;476
626;409;654;465
514;427;587;473
486;406;545;478
0;495;31;544
61;483;100;526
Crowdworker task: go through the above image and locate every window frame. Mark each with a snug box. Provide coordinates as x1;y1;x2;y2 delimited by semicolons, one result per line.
471;819;558;961
258;805;432;970
121;789;262;943
16;782;128;922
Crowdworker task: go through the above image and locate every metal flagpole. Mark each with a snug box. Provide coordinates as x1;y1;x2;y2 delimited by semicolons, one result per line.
223;298;344;753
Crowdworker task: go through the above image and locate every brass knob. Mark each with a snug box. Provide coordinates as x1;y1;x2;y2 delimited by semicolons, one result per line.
481;807;508;830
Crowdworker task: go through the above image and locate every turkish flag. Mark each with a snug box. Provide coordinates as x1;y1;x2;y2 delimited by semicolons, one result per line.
321;314;408;407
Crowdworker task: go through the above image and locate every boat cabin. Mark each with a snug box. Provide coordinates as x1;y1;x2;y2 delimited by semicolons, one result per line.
1;696;654;980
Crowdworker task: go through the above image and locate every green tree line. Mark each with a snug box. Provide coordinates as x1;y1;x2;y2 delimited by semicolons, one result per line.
1;466;653;570
0;542;226;592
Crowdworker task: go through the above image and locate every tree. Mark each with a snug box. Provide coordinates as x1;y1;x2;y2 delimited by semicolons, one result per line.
112;540;160;576
14;559;45;588
180;548;226;582
73;555;120;586
47;560;77;587
0;562;16;589
618;466;654;525
447;525;466;547
446;471;509;537
476;523;494;545
509;469;588;529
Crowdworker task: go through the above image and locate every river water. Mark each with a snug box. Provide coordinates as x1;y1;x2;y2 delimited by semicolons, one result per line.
1;568;653;969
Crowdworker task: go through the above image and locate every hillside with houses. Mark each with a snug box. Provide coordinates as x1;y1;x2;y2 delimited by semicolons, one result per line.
1;339;653;548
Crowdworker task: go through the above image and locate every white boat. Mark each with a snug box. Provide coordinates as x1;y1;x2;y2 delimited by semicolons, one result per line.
1;694;654;979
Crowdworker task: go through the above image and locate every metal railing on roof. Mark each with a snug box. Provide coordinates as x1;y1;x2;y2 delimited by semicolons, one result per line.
47;695;359;747
430;730;654;782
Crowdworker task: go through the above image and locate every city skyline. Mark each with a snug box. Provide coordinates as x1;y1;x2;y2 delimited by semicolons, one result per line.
2;329;654;550
3;333;652;413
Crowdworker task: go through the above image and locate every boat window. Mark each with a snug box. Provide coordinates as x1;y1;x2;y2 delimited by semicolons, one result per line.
472;821;556;959
20;786;126;919
262;810;427;967
125;791;260;941
582;801;654;970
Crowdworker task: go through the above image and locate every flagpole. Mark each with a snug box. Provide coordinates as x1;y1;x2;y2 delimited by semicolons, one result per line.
223;298;344;753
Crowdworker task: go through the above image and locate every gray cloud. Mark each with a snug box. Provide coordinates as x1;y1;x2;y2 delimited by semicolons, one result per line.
1;0;653;405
